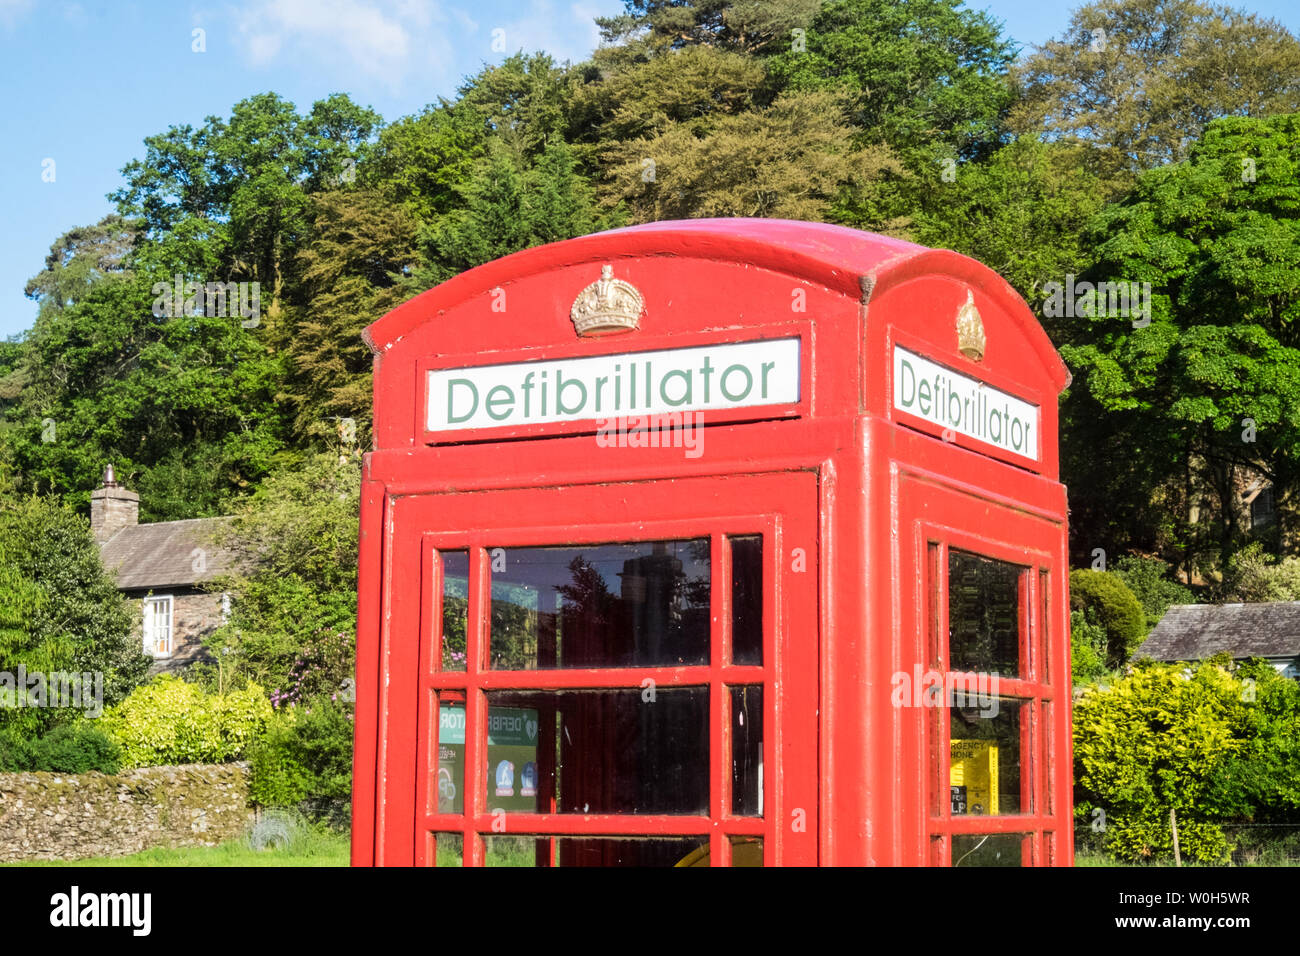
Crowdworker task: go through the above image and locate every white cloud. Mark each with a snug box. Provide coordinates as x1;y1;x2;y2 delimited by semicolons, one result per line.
0;0;33;29
231;0;454;90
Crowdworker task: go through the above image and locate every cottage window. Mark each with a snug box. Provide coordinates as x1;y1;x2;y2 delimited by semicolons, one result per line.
143;595;173;657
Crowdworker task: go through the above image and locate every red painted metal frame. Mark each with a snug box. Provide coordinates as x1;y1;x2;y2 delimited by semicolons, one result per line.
395;475;818;866
354;219;1073;867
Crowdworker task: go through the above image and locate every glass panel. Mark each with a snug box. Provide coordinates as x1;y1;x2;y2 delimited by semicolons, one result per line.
948;550;1022;677
485;835;707;867
951;833;1026;867
950;699;1025;815
1039;569;1050;683
730;836;762;867
487;540;710;669
730;685;763;816
437;698;466;814
433;832;463;867
482;688;708;815
441;550;469;671
730;536;763;665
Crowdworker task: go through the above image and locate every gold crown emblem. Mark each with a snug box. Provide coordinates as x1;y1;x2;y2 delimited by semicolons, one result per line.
956;290;985;361
570;264;643;337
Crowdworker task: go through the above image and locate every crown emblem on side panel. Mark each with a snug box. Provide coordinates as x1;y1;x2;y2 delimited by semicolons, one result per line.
956;290;986;361
570;264;643;337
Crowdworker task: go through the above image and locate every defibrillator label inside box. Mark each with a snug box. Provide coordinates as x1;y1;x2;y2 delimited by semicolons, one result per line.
893;346;1039;461
427;337;801;433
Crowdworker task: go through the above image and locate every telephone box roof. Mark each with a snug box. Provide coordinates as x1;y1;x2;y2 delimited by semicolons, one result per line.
362;218;1068;392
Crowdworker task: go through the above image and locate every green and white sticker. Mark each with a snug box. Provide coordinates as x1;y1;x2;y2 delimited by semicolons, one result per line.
893;346;1039;460
427;338;801;432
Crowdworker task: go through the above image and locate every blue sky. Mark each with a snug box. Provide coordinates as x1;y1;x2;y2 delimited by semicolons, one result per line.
1;0;1298;339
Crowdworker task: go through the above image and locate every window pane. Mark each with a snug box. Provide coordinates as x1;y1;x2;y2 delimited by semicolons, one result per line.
487;540;710;669
485;835;707;867
951;833;1026;867
730;536;763;665
948;550;1022;677
441;551;469;672
437;699;466;814
731;685;763;816
482;688;708;815
950;699;1025;816
433;832;463;867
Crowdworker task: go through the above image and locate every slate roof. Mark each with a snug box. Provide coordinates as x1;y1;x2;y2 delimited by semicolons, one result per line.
99;517;237;591
1133;603;1300;662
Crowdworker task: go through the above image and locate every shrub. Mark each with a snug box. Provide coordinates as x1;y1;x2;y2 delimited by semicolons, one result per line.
1069;569;1146;668
248;695;354;811
1074;661;1247;863
34;722;121;773
99;675;271;768
1070;609;1108;683
0;721;121;773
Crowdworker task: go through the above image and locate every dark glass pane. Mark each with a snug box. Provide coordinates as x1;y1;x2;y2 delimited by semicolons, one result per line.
948;550;1021;677
730;536;763;665
952;833;1025;867
485;836;706;867
441;550;469;672
949;698;1025;816
487;540;710;669
731;685;763;816
481;687;708;815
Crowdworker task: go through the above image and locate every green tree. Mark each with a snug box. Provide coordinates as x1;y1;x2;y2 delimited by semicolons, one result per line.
3;276;287;516
205;454;361;692
1059;113;1300;569
0;495;149;735
600;90;898;224
1111;555;1196;629
1011;0;1300;183
280;188;421;445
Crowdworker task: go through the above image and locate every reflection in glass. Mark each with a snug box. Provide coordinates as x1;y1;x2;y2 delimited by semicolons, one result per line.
949;699;1023;815
731;685;762;816
477;688;708;815
441;550;469;672
730;536;763;665
952;833;1025;867
487;540;710;669
484;835;707;867
437;698;466;814
949;550;1021;676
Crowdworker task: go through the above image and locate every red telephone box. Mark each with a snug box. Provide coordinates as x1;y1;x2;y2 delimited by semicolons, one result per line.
352;219;1073;867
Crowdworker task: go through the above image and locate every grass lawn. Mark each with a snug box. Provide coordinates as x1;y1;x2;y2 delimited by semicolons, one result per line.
7;827;350;867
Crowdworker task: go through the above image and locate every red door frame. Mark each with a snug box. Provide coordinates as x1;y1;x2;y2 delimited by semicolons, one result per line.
371;470;819;866
893;465;1072;866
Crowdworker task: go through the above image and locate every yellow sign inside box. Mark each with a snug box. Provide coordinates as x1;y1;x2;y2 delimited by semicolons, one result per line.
950;739;998;816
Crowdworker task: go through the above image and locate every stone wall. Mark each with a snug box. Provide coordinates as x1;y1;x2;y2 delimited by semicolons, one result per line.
0;762;253;862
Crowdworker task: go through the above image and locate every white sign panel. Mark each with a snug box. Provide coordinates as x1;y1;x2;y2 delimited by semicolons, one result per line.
893;346;1039;460
428;338;801;433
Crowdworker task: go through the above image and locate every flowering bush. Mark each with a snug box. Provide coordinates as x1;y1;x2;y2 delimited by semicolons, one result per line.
271;627;354;709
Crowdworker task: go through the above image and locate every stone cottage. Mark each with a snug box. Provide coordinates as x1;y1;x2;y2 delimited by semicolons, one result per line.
91;465;237;673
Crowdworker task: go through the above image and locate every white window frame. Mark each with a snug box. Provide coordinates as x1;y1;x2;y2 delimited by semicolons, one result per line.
143;595;174;658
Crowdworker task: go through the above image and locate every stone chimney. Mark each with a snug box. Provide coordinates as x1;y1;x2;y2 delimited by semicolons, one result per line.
90;464;139;544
